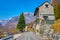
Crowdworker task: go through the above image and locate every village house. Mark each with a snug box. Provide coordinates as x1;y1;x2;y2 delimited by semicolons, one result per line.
34;1;55;36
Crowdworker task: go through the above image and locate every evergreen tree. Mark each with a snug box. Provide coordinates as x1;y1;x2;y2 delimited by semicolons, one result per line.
17;13;25;32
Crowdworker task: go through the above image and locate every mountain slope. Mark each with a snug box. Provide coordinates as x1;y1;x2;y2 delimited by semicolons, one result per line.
24;12;35;24
4;12;35;29
4;16;19;33
0;24;4;34
1;12;35;34
0;20;6;26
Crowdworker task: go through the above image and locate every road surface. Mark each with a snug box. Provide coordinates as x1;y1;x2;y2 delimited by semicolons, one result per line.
16;31;41;40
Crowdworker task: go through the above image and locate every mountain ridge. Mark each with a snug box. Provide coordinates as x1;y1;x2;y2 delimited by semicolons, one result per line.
0;12;35;34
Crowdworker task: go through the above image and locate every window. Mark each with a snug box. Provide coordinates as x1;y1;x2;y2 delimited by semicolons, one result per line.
43;16;49;20
45;4;49;8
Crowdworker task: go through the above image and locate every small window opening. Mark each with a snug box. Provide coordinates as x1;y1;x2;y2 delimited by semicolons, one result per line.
45;4;48;8
43;16;48;20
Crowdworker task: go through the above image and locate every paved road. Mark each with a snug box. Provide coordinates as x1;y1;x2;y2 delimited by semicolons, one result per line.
16;31;41;40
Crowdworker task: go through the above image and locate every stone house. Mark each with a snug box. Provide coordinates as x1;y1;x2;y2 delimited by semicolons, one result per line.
34;1;55;35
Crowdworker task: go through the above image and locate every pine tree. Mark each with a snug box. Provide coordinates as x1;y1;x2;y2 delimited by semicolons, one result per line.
17;13;25;32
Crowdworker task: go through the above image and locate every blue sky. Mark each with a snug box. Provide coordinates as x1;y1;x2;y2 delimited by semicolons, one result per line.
0;0;50;20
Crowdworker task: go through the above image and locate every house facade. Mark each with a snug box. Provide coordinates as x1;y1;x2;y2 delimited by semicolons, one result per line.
34;1;55;34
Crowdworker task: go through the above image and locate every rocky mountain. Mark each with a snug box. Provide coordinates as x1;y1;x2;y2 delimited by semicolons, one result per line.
24;12;35;24
0;20;6;26
0;23;4;33
1;12;35;26
4;16;19;31
0;12;35;34
4;12;35;30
